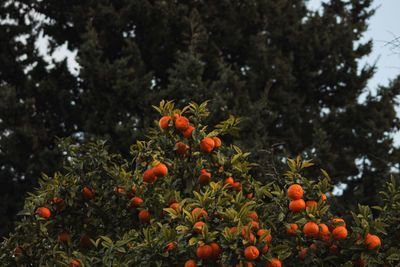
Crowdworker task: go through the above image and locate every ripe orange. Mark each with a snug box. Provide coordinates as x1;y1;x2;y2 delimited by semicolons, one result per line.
82;187;94;200
244;246;259;260
200;138;215;152
262;244;269;254
80;236;92;248
69;259;81;267
248;212;258;222
248;220;259;230
196;244;213;259
198;172;211;185
247;193;253;199
242;230;255;243
363;234;381;250
58;232;69;243
36;207;51;219
14;245;22;255
210;242;221;259
306;200;317;208
310;243;317;252
286;223;299;236
183;126;195;138
257;229;271;243
213;137;222;148
192;208;207;219
266;258;282;267
113;187;125;193
236;262;253;267
138;210;150;223
224;177;234;186
355;258;366;267
318;223;330;240
175;116;189;131
153;163;168;177
303;222;319;238
52;197;66;211
329;244;339;254
175;142;189;155
143;169;156;183
329;218;345;231
232;182;242;191
193;221;205;233
159;116;171;130
170;202;180;212
332;226;347;241
287;184;303;200
165;241;178;252
321;193;327;203
185;260;196;267
129;197;143;208
289;199;306;212
299;246;307;259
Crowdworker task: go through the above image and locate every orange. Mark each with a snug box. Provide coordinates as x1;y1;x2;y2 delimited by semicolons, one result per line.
321;193;327;203
200;138;215;152
69;259;81;267
286;223;299;236
329;244;339;254
52;197;66;211
138;210;150;223
113;187;125;193
303;222;319;238
129;197;143;208
159;116;171;130
247;193;253;199
196;244;213;259
318;223;330;240
213;137;221;148
58;232;69;243
36;207;51;219
257;229;271;243
170;203;179;212
244;246;259;260
210;242;221;259
233;182;242;191
175;116;189;131
192;208;207;219
242;231;255;243
262;244;269;254
14;245;22;255
80;236;92;248
355;258;366;267
299;246;307;259
266;258;282;267
153;163;168;177
287;184;303;200
248;212;258;222
185;260;197;267
306;200;317;208
289;199;305;212
175;142;189;155
183;126;195;138
363;234;381;250
165;241;178;252
248;220;259;230
82;187;94;200
329;218;345;231
198;172;211;185
193;221;205;233
224;177;234;186
310;243;317;252
143;169;156;183
236;263;253;267
332;226;347;241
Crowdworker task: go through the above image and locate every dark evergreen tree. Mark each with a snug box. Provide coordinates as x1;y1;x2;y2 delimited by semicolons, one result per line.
1;0;399;236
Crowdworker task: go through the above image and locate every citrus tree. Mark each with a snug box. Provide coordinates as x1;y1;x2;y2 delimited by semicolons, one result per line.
0;101;398;266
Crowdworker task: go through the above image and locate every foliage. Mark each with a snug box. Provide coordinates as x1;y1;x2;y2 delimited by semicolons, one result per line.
1;101;398;266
